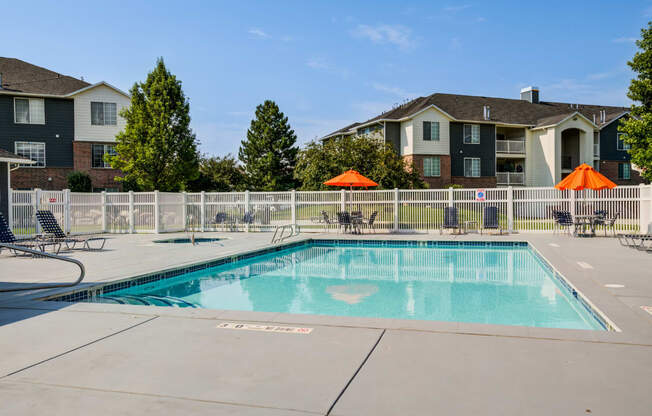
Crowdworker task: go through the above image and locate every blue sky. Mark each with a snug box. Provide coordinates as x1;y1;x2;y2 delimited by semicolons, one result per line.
2;1;648;156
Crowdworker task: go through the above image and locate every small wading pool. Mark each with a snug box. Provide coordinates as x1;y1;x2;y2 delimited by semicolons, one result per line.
49;240;613;331
154;237;223;244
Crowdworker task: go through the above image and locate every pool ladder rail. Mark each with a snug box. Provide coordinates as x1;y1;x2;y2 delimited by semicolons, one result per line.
0;243;85;292
271;224;300;244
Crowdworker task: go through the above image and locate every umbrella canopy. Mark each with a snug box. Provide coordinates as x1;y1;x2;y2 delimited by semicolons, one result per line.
555;163;617;191
323;170;378;188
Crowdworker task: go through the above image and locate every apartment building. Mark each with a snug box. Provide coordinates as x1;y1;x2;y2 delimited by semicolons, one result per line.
323;87;643;188
0;58;129;191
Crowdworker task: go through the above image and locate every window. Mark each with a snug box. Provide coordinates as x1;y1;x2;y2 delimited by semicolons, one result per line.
14;98;45;124
463;124;480;144
92;144;117;168
423;121;440;141
617;133;630;151
14;142;45;167
464;158;481;177
618;163;631;180
91;102;117;125
423;157;441;177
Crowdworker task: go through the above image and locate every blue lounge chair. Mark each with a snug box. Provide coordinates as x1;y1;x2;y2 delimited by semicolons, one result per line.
440;207;460;234
482;206;504;234
0;212;61;255
552;210;574;235
36;210;106;250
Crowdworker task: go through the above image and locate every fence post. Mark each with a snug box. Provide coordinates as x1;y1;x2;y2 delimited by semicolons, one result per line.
101;191;107;233
448;187;454;207
34;188;41;236
393;188;399;233
507;186;514;233
640;184;652;234
200;191;206;232
128;191;135;234
340;189;346;212
291;189;296;228
63;189;71;234
153;191;161;233
569;190;576;218
7;188;12;234
244;190;250;233
182;191;188;231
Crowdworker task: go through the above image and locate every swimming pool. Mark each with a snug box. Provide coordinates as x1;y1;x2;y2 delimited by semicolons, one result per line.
56;240;608;330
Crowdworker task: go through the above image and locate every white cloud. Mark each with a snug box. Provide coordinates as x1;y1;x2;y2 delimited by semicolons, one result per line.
352;24;416;50
305;57;350;78
443;4;471;12
371;83;417;99
248;28;270;39
612;37;637;43
476;16;487;22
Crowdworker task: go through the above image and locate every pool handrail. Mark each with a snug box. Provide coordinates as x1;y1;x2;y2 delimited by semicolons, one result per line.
0;243;85;292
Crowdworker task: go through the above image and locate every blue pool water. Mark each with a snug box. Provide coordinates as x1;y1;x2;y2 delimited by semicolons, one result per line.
99;242;605;330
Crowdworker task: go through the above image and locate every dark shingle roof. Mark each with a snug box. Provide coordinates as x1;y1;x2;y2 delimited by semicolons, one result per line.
0;57;89;95
326;92;630;137
0;148;30;162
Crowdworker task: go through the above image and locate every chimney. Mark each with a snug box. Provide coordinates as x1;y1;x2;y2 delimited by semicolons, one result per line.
520;86;539;104
483;105;491;120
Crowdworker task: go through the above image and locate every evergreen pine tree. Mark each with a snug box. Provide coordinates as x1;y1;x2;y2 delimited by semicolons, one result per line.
108;58;200;191
238;100;299;191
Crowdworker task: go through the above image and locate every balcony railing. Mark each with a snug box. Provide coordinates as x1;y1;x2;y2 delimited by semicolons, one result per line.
496;140;525;154
496;172;525;185
593;143;600;158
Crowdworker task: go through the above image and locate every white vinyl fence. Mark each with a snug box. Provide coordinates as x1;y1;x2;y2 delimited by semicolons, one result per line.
9;185;652;239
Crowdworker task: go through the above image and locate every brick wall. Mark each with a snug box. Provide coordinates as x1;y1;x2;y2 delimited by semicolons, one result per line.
403;154;452;188
599;160;645;185
450;176;498;189
10;167;73;190
73;142;123;190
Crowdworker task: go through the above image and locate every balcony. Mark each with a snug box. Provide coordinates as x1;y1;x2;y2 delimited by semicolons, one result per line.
496;172;525;186
496;139;525;154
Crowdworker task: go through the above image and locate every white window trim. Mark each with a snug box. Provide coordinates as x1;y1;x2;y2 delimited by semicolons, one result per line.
91;102;118;126
423;156;441;177
428;121;440;141
91;144;116;169
464;157;481;177
619;163;631;180
616;133;630;151
463;124;480;144
13;97;46;125
14;141;46;168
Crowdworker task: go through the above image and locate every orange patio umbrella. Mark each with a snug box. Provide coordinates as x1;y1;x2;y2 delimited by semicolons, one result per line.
324;170;378;210
555;163;616;191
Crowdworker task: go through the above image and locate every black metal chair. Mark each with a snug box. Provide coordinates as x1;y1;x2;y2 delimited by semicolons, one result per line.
320;211;333;232
36;210;106;250
481;206;504;235
336;211;352;233
440;207;460;234
0;212;61;255
363;211;378;233
552;210;574;235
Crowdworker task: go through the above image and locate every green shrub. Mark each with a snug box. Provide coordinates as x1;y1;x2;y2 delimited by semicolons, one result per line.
67;171;92;192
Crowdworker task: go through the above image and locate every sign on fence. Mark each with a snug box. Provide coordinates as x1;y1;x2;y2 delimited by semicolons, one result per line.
475;189;486;201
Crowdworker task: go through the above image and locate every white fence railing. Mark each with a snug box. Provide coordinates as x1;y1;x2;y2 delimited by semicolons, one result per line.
8;185;652;238
496;140;525;154
496;172;525;186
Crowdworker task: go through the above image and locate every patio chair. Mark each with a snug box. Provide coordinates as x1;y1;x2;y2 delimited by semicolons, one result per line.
599;212;620;237
239;212;254;231
363;211;378;233
320;211;333;232
481;206;504;235
336;211;352;233
0;212;61;255
552;210;574;235
440;207;460;235
214;212;235;231
35;210;107;251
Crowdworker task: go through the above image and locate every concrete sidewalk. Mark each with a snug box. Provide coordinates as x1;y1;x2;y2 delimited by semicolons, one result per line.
1;232;651;415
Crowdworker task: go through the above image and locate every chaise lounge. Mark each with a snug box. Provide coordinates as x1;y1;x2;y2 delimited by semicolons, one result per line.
36;210;107;251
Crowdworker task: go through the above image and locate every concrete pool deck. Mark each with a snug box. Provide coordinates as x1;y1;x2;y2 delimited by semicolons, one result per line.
1;231;651;415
